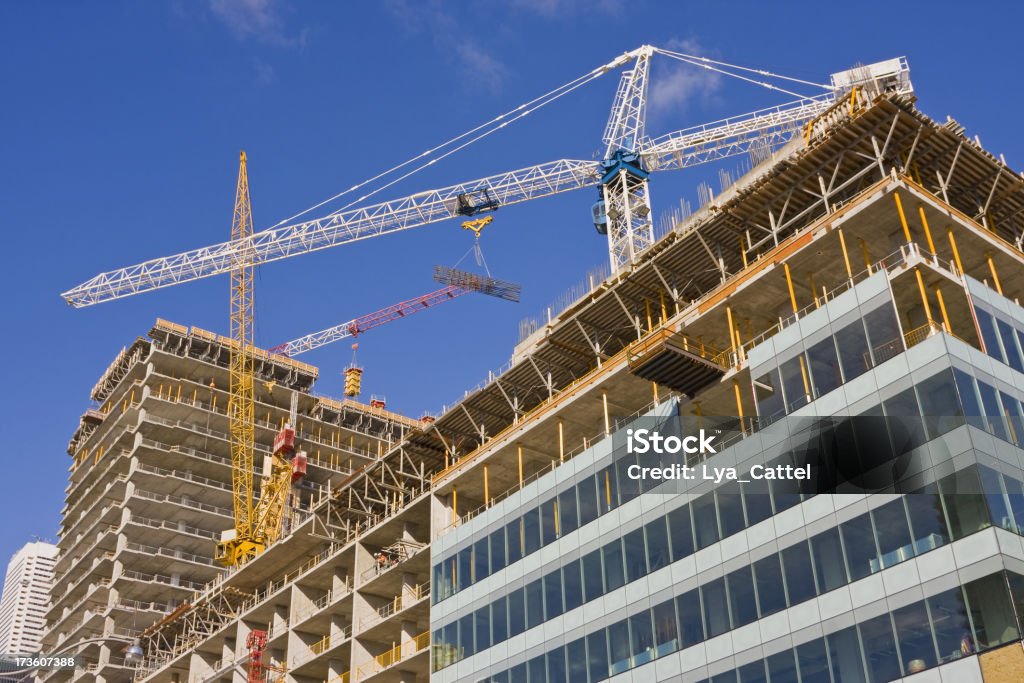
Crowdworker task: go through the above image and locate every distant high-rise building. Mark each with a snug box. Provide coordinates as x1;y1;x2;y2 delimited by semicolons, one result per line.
0;542;58;655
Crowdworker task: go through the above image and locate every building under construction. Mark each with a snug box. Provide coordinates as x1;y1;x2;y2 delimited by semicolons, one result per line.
47;49;1024;683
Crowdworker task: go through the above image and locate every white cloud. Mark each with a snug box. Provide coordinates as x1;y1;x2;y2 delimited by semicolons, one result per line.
210;0;304;48
649;37;723;114
455;43;509;95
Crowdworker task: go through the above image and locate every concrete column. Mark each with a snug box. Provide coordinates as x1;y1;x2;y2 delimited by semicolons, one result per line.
273;604;288;633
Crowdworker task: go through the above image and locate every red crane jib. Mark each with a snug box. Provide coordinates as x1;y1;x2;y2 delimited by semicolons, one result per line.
273;426;296;458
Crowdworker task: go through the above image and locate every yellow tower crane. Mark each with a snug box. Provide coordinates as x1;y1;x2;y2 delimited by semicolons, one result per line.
215;152;306;567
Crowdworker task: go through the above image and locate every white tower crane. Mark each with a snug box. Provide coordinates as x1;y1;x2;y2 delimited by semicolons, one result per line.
61;48;912;308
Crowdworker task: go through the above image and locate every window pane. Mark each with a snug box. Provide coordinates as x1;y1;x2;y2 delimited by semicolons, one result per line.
753;553;787;617
864;304;902;365
727;565;757;628
917;369;964;439
1005;476;1024;533
872;499;913;570
652;598;679;658
978;381;1009;441
630;610;655;667
558;487;578;536
608;620;630;675
546;646;566;683
623;528;647;583
676;588;704;647
779;354;811;413
754;368;785;421
578;477;600;527
492;594;508;644
827;625;867;683
716;482;745;537
702;577;731;638
954;368;985;430
810;527;847;593
541;498;558;546
432;561;448;604
797;639;830;683
782;542;817;605
602;539;625;592
939;467;991;539
562;559;583;612
523;508;541;555
566;638;587;683
645;517;670;573
742;478;773;526
858;613;900;683
525;579;544;630
527;654;546;683
964;573;1020;648
544;569;563;621
457;546;472;591
458;613;474;658
840;513;878;581
475;605;491;652
668;504;695;561
766;649;798;683
996;319;1023;371
979;466;1011;532
582;548;604;602
693;493;720;549
441;622;457;667
474;537;490;582
836;318;871;382
883;386;926;455
599;465;617;512
509;663;526;683
586;630;608;683
892;600;935;675
905;488;949;551
738;661;768;683
770;454;803;512
1008;574;1024;642
1000;392;1024;447
490;527;506;574
807;336;842;397
507;518;523;564
975;307;1003;362
711;673;737;683
927;586;973;665
508;587;525;637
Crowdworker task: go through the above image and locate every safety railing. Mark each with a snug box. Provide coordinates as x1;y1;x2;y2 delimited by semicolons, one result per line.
356;631;430;678
359;580;430;629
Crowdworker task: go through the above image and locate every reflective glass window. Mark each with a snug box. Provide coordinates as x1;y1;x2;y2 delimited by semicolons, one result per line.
702;576;730;638
523;507;541;555
457;546;472;591
652;598;679;658
742;477;772;526
692;493;720;549
458;613;474;658
858;614;900;683
927;587;973;665
667;504;695;561
527;654;545;683
872;499;913;570
916;369;964;439
508;587;525;637
753;553;787;617
864;304;902;365
474;537;489;582
566;638;587;683
602;539;625;592
997;319;1024;371
474;605;491;652
546;647;566;683
905;488;949;551
840;512;878;581
940;467;991;539
883;386;926;454
979;466;1011;532
892;600;935;675
507;518;523;564
543;569;563;621
954;369;985;430
629;611;655;667
1004;476;1024;533
644;517;670;572
525;579;544;630
807;336;842;397
737;661;768;683
797;639;830;683
558;487;578;536
826;625;866;683
586;630;607;683
608;620;630;676
541;498;558;546
716;481;745;537
978;381;1009;441
770;454;803;512
780;354;811;412
489;527;506;574
582;548;603;602
1000;392;1024;446
562;559;583;612
964;572;1020;648
810;527;847;593
835;318;871;382
781;542;816;605
492;594;508;643
754;368;785;421
623;528;647;583
727;565;757;628
676;588;704;647
975;307;1003;362
578;476;600;527
766;649;798;683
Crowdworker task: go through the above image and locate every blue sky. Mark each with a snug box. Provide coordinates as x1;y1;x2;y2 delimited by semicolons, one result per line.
1;0;1020;567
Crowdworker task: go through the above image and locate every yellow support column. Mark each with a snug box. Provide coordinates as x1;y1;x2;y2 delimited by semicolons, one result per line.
808;272;818;309
659;292;667;323
645;299;653;332
733;380;746;435
725;304;738;358
652;382;659;404
917;205;937;255
860;238;872;274
517;445;524;485
914;268;934;324
783;263;798;314
483;465;489;508
893;191;912;243
935;287;951;333
947;228;964;275
837;228;853;279
451;487;458;527
986;253;1003;295
738;235;748;269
